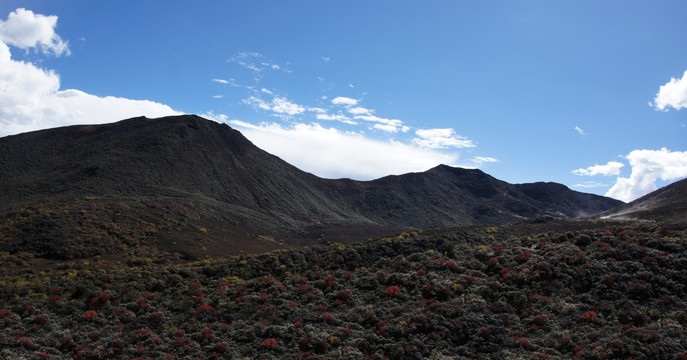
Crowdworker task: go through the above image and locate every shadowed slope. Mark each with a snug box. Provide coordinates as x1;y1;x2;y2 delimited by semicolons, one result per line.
0;115;624;257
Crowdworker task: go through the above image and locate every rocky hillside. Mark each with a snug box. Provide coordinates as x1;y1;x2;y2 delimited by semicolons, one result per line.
0;115;623;257
600;178;687;223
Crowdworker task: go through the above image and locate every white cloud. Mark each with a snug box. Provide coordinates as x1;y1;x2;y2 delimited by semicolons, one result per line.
243;95;304;118
574;126;586;135
572;161;624;176
0;9;180;137
372;123;400;133
307;107;327;113
653;70;687;111
200;111;228;122
348;107;373;115
473;156;499;165
212;78;229;84
0;8;69;56
227;121;459;180
272;97;304;115
605;148;687;202
315;113;353;122
412;128;476;149
572;181;609;189
331;96;358;106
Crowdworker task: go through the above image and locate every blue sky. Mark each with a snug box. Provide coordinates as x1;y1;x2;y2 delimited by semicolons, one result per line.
1;1;686;202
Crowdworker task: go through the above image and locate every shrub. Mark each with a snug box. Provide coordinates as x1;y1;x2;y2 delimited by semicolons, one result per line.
262;338;278;349
385;286;401;296
82;310;98;321
581;311;597;322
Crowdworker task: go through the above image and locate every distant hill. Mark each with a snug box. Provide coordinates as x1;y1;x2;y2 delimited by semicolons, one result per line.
0;115;623;257
600;177;687;223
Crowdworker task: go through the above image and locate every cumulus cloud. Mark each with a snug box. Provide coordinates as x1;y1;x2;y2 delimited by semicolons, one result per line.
605;148;687;202
653;70;687;111
412;128;476;149
0;8;180;137
331;96;358;106
227;121;459;180
0;8;69;56
572;161;624;176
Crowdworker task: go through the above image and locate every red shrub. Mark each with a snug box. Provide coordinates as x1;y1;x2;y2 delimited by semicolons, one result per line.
262;338;278;349
385;286;401;296
198;304;215;312
581;311;597;321
82;311;98;321
516;251;533;263
136;298;148;309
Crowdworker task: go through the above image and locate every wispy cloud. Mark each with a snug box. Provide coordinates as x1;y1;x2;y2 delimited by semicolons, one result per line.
331;96;358;106
315;113;356;124
572;161;624;176
212;78;229;84
412;128;476;149
227;51;287;80
243;95;304;119
472;156;499;165
571;181;609;189
574;126;586;135
652;70;687;111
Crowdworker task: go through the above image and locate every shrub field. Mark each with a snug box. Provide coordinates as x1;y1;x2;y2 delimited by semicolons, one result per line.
1;221;686;359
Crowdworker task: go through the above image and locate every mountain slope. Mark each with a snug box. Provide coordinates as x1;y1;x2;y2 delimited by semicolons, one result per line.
600;177;687;223
0;115;623;257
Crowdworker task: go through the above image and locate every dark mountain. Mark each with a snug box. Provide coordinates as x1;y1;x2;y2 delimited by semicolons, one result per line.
0;115;623;256
600;177;687;223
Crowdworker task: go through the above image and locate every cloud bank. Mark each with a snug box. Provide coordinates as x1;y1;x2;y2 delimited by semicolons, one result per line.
228;120;459;180
0;8;180;137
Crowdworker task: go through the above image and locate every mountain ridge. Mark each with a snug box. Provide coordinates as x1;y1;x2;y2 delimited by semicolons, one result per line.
0;115;624;256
